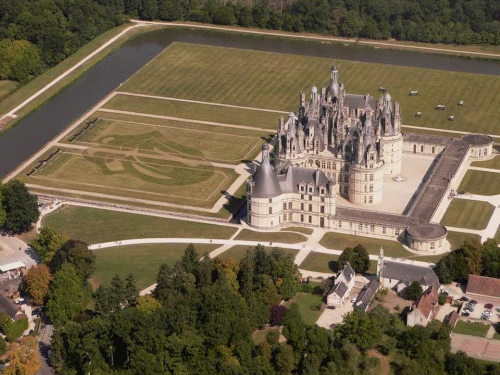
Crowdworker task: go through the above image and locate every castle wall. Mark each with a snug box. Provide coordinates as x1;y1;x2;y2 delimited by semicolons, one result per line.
402;140;446;156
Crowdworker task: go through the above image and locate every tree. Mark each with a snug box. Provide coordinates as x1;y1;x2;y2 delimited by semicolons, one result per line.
153;263;177;306
274;344;295;375
404;281;423;301
49;240;95;280
23;264;52;305
2;336;40;375
338;310;381;350
47;263;85;324
2;180;39;233
135;295;162;314
30;227;67;263
338;244;370;274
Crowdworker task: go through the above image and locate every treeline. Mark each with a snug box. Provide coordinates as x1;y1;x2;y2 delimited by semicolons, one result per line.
29;242;499;374
0;0;124;82
128;0;500;45
435;238;500;284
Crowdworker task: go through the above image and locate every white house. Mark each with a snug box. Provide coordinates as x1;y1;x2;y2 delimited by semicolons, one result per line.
327;263;355;306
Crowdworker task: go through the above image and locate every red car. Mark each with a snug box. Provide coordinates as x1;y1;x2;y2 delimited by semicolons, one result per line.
485;303;494;309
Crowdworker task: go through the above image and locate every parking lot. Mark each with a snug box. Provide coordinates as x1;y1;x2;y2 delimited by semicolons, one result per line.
459;298;500;323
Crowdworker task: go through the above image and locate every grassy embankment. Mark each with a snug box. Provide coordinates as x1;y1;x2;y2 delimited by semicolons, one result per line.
458;170;500;195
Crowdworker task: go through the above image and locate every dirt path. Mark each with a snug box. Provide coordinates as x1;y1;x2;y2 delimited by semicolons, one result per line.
367;350;391;375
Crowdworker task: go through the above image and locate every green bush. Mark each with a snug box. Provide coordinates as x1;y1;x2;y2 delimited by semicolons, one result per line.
438;293;447;305
6;318;28;342
0;335;6;355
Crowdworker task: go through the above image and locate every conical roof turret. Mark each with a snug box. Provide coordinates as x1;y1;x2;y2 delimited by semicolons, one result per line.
252;144;282;199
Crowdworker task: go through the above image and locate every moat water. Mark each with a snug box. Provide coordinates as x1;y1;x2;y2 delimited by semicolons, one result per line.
2;26;500;178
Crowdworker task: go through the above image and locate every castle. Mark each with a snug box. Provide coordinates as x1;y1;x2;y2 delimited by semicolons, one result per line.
246;66;494;253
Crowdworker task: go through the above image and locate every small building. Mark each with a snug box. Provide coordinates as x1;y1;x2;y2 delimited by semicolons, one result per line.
377;248;440;294
354;278;380;311
327;263;355;307
407;286;439;327
447;311;459;328
0;261;25;281
466;274;500;302
0;294;26;321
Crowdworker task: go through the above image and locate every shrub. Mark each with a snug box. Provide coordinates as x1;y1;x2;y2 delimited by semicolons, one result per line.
266;329;280;345
0;335;6;355
438;293;447;305
377;343;391;355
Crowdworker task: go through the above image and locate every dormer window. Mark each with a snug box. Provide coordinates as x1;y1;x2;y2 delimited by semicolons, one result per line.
321;188;325;195
300;185;305;192
308;187;313;193
370;154;375;161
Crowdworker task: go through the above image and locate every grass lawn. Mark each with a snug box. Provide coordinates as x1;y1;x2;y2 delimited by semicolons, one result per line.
493;333;500;340
471;156;500;170
453;321;490;337
496;226;500;242
459;170;500;196
121;42;500;136
92;243;219;290
440;199;494;230
234;229;307;244
284;292;324;326
447;231;482;250
281;226;314;235
319;232;411;258
405;254;446;264
216;245;299;263
104;93;281;131
299;252;377;274
42;206;237;243
0;80;18;102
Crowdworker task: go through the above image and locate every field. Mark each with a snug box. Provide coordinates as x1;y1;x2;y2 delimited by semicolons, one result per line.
458;171;500;196
234;229;307;244
471;156;500;170
453;321;490;337
283;292;324;326
299;252;377;274
42;206;237;243
216;245;299;262
319;232;411;258
447;231;483;250
440;199;494;230
92;243;219;289
0;81;17;102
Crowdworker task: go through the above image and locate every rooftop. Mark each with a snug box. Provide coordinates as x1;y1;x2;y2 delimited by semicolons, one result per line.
0;261;26;273
380;260;441;290
406;223;447;240
466;274;500;298
404;132;453;146
461;134;492;146
412;286;439;319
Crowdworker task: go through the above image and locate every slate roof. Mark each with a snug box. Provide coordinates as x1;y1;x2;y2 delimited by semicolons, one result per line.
277;166;330;196
341;262;355;283
412;286;439;319
331;281;349;298
403;133;453;146
356;278;380;311
380;261;440;290
344;94;377;110
406;223;447;240
466;274;500;298
0;294;25;320
461;134;492;146
335;207;419;227
251;149;282;199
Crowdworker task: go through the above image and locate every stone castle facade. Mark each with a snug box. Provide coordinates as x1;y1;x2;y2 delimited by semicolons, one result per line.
246;66;494;253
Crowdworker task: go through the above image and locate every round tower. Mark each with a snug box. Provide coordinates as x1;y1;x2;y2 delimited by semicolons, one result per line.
378;92;403;176
247;144;283;229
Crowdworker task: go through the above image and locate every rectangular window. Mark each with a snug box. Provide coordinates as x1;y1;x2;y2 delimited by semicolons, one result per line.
369;185;373;192
301;203;304;210
283;203;287;210
321;197;325;203
288;202;292;209
308;204;312;212
358;223;362;230
370;225;374;232
430;242;435;249
321;189;325;195
382;227;386;234
269;207;272;214
301;214;304;222
288;213;292;221
364;196;367;203
349;222;353;229
309;216;312;223
320;206;325;213
301;194;304;200
432;147;435;154
395;228;400;236
370;174;374;181
364;185;367;193
309;195;312;201
344;186;348;194
369;195;373;203
269;198;272;203
338;221;342;228
439;240;443;247
364;174;367;181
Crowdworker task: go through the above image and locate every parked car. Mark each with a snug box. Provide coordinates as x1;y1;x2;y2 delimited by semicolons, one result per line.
481;314;491;320
461;312;470;317
442;289;449;295
485;303;494;309
351;298;357;304
459;296;469;301
470;300;478;304
483;310;492;316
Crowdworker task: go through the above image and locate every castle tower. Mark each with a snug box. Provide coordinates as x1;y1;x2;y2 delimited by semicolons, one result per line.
378;91;403;176
247;144;283;229
348;114;384;206
329;65;340;98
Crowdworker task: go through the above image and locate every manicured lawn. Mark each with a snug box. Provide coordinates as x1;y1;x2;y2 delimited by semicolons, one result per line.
458;170;500;196
471;156;500;170
299;252;377;274
216;245;299;263
121;42;500;136
42;206;237;243
319;232;411;258
104;93;281;131
405;254;446;264
440;199;494;230
284;292;324;326
453;321;490;337
281;226;314;235
447;231;482;250
235;229;307;244
493;333;500;340
495;226;500;242
92;243;219;290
